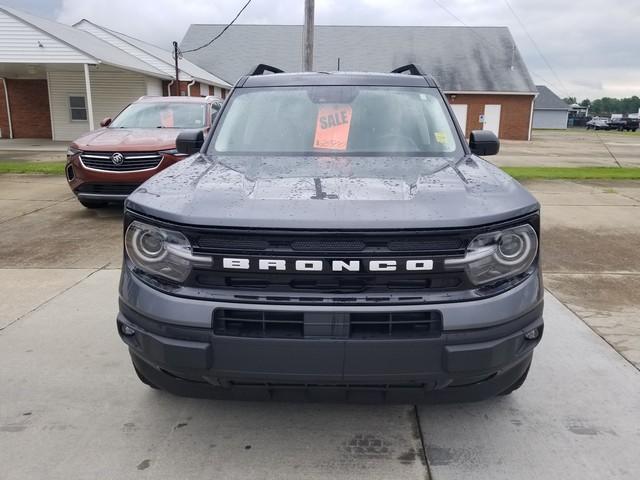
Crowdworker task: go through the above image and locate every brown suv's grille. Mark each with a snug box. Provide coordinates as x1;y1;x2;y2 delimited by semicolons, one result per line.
213;308;443;339
80;152;162;172
76;183;140;195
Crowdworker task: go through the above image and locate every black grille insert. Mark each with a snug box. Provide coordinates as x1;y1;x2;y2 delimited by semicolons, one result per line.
214;308;442;339
76;183;140;195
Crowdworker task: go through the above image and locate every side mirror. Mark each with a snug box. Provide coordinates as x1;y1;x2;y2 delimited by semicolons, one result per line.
210;101;222;124
469;130;500;156
176;130;204;155
100;117;112;127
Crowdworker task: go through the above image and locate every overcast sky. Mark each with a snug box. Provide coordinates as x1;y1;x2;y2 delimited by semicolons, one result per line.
6;0;639;99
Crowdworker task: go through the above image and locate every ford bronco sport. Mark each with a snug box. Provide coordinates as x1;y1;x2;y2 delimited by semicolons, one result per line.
117;64;543;403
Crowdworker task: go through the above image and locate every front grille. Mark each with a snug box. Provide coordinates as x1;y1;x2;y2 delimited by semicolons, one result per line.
76;183;140;195
185;228;471;295
213;308;442;339
80;151;162;172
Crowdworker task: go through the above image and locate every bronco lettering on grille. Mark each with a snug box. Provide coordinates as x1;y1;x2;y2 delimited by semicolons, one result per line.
217;258;434;273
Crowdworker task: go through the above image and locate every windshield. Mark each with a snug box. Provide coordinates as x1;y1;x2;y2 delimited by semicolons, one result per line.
110;102;206;129
210;86;463;157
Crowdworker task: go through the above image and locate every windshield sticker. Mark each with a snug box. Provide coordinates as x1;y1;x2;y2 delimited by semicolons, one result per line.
314;105;353;150
434;131;448;144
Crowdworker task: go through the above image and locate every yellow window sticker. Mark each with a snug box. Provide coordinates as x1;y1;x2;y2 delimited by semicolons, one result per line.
434;131;448;144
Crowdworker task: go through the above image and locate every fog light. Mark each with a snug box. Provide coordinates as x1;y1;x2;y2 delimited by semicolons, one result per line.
121;325;136;336
524;328;539;340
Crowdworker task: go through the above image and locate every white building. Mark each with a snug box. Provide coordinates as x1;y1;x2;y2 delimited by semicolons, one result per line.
532;85;570;130
0;6;230;141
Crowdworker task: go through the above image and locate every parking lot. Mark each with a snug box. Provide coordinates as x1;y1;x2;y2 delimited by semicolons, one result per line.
495;129;640;167
1;169;639;479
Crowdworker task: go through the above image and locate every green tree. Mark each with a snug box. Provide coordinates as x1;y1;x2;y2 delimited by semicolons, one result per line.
563;96;577;105
589;96;640;115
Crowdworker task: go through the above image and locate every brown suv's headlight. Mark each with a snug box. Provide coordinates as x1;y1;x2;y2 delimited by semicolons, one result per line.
67;146;81;158
125;221;210;282
445;224;538;286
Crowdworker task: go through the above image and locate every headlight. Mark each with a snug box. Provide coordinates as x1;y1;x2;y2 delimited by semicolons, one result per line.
125;221;210;282
445;224;538;286
67;146;81;157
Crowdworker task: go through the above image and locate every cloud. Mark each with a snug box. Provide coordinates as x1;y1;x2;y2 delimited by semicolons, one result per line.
48;0;640;99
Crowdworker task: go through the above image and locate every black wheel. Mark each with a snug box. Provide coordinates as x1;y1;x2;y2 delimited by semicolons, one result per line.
134;364;159;389
79;199;108;209
633;129;637;132
499;365;530;396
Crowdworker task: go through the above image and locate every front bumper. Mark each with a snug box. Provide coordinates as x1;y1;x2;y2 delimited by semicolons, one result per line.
65;153;182;202
117;268;543;402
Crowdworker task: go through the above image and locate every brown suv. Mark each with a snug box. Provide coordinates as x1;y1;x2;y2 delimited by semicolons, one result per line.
66;95;221;208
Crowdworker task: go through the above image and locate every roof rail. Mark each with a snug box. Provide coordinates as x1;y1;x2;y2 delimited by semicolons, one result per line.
390;64;426;76
248;64;284;76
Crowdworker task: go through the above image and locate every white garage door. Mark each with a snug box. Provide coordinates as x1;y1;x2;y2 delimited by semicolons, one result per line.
450;104;468;135
483;104;501;136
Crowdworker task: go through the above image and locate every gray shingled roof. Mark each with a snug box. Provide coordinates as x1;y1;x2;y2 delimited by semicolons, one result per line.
180;25;536;93
534;85;570;110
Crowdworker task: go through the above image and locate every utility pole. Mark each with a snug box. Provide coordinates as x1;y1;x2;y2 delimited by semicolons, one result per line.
303;0;314;71
173;41;180;96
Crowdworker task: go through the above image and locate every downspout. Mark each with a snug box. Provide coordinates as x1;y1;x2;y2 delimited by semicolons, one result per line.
166;80;174;96
527;94;536;141
0;77;13;139
186;80;196;97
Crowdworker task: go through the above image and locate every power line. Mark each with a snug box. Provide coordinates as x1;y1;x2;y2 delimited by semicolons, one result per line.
502;0;571;97
430;0;501;49
180;0;253;54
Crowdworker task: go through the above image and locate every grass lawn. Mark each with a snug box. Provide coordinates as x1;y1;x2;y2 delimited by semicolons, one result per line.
0;161;639;181
0;161;66;175
503;167;640;180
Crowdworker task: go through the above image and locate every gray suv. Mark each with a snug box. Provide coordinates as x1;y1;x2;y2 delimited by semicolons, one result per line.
117;64;543;403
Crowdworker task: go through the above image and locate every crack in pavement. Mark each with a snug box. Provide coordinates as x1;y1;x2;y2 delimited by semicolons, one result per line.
0;197;72;225
0;264;109;332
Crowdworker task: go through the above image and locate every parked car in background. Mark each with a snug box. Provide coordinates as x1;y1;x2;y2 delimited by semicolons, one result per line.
66;96;223;208
607;117;639;132
585;117;611;130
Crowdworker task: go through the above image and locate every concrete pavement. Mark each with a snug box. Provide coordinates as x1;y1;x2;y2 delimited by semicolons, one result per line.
523;179;640;369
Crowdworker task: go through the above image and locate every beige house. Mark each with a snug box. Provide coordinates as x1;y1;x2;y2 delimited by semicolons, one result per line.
0;5;230;141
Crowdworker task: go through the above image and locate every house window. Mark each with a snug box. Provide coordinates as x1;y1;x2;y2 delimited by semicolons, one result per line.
69;96;87;121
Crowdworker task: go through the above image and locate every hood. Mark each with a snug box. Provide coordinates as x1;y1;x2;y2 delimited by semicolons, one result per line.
126;154;539;229
72;128;184;151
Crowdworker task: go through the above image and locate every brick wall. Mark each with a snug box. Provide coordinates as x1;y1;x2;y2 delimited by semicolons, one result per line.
0;81;9;138
4;79;52;139
446;93;534;140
